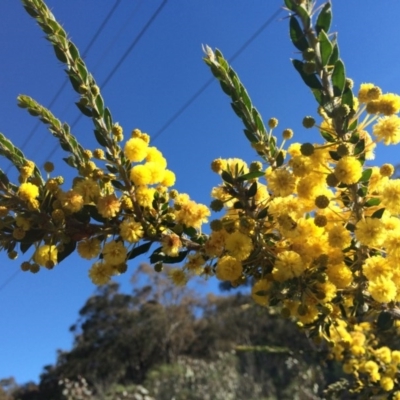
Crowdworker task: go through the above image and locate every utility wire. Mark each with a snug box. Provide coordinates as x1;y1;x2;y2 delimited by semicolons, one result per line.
5;0;122;174
0;4;278;293
0;1;123;292
47;0;168;162
152;7;282;142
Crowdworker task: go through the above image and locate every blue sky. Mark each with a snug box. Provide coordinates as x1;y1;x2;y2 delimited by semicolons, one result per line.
1;0;400;384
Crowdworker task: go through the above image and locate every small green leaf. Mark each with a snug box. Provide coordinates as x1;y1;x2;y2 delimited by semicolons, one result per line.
106;164;118;173
329;151;340;161
95;94;104;117
342;88;354;108
183;226;197;238
284;0;296;11
354;139;365;156
246;181;258;198
230;102;243;119
329;43;339;65
20;241;33;254
163;250;189;264
318;30;333;67
233;201;244;209
63;155;78;168
276;151;284;167
93;129;108;147
257;207;268;219
289;16;309;51
75;102;93;117
104;108;113;132
360;168;372;182
292;60;323;90
348;131;360;144
332;59;346;96
237;170;264;182
57;240;77;263
315;2;332;35
53;45;68;63
357;187;367;197
240;86;252;110
111;180;125;191
377;311;394;331
127;241;153;260
68;42;80;61
68;73;82;94
221;170;235;184
243;129;258;143
320;130;336;143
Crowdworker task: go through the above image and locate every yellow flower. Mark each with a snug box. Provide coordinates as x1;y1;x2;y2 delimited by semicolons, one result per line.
97;194;120;218
102;240;127;266
183;253;205;275
381;179;400;214
328;225;352;249
135;186;155;208
380;376;394;392
168;268;187;286
334;156;362;185
372;115;400;145
225;231;253;260
89;261;112;285
216;255;242;281
174;198;210;229
272;251;304;282
34;245;58;267
146;161;166;184
74;178;101;203
130;164;152;186
161;233;182;257
77;238;101;260
145;147;167;168
266;167;297;197
124;137;148;162
358;83;381;103
376;93;400;115
355;217;386;247
363;256;393;281
18;182;39;202
120;218;144;243
326;263;353;289
58;190;84;213
368;276;397;303
161;169;176;187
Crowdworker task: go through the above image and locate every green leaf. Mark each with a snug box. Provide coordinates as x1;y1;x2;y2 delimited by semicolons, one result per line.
111;180;125;191
354;139;365;156
68;42;80;61
68;72;82;94
284;0;296;11
377;311;394;331
95;94;104;117
329;43;339;65
236;170;264;182
230;102;243;119
357;187;367;197
332;59;346;96
257;207;268;219
233;201;244;209
93;129;108;147
342;88;354;108
53;45;67;63
240;86;252;110
57;240;77;264
292;60;323;90
106;164;118;173
76;59;88;83
243;129;258;143
127;241;153;260
75;102;93;117
318;30;333;67
183;226;197;238
315;2;332;35
163;250;189;264
348;131;360;144
276;151;284;167
221;170;235;184
320;130;336;143
289;16;309;51
86;205;107;223
63;155;78;168
329;151;340;161
104;108;113;132
360;168;372;182
246;181;258;198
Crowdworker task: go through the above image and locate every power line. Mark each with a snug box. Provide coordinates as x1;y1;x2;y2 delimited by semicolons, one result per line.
152;7;282;142
6;0;122;173
0;270;20;293
47;0;168;162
